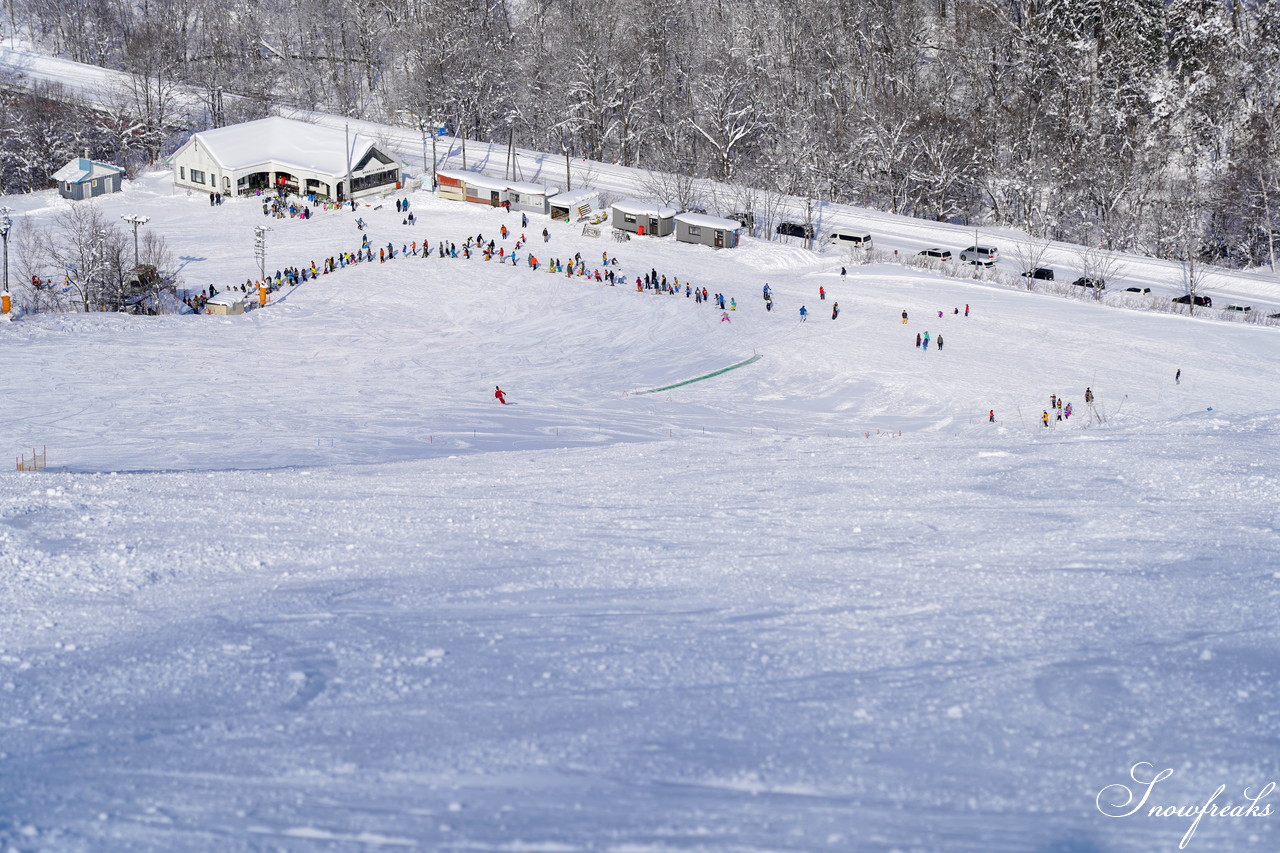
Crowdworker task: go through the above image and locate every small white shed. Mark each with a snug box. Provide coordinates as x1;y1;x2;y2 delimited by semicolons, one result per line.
205;293;245;315
549;190;601;222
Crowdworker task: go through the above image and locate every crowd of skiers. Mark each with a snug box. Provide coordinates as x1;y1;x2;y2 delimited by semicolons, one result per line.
199;193;1149;430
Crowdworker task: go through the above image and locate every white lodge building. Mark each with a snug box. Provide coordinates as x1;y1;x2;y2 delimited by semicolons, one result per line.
168;117;402;201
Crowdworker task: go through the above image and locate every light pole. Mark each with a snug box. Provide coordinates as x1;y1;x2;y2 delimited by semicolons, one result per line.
121;214;149;268
0;208;11;315
254;225;271;282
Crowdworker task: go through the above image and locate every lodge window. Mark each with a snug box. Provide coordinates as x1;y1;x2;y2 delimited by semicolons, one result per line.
180;166;185;180
191;169;206;184
623;213;636;224
687;225;701;236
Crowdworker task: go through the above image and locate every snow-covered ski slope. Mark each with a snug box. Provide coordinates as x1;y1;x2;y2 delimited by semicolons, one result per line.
2;171;1279;852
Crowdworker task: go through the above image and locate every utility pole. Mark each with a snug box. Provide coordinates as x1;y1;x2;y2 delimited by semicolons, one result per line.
0;208;11;315
431;123;441;188
121;214;149;268
254;225;271;283
344;123;353;208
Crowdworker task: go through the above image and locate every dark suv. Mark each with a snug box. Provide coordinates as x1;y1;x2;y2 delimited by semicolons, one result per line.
1021;267;1054;281
1172;294;1212;307
1072;277;1105;290
776;222;813;239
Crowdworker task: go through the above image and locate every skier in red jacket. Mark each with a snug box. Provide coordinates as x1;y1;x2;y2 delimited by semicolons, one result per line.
494;386;507;404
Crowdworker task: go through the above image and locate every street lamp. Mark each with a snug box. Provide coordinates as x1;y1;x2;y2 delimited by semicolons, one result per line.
0;208;11;315
121;214;149;268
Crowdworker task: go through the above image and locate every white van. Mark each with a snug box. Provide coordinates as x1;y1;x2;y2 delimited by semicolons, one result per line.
831;231;873;248
960;245;999;266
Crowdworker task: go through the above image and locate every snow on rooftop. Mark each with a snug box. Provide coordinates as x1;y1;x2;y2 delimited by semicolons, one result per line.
52;158;122;183
506;181;557;195
611;198;678;217
185;116;388;177
550;189;599;206
675;212;742;230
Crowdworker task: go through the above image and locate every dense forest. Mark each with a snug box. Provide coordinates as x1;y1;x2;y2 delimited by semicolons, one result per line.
4;0;1280;270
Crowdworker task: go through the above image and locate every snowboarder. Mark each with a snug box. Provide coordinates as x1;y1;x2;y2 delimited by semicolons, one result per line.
902;309;909;324
800;305;808;321
494;386;507;405
765;296;773;311
922;331;930;350
989;409;995;423
832;302;839;320
1176;368;1181;384
542;227;550;242
730;298;737;310
964;304;970;317
819;286;826;300
1085;387;1093;404
522;213;528;228
841;266;847;277
916;332;922;347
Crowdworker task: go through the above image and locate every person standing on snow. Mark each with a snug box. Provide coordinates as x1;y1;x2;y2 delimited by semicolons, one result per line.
800;305;808;321
819;286;826;300
494;386;507;404
902;309;909;324
922;331;930;350
1176;368;1181;384
832;302;839;320
1042;410;1050;427
936;335;943;350
989;410;995;423
916;332;922;348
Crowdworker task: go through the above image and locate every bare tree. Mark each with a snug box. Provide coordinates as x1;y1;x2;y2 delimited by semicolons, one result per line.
1009;237;1055;290
39;204;129;312
1072;248;1129;302
638;169;703;211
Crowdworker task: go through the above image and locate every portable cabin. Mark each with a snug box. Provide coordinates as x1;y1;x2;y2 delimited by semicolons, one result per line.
205;293;245;315
435;169;470;201
611;199;676;237
674;212;742;249
505;181;558;215
53;157;125;200
463;172;509;207
549;190;601;222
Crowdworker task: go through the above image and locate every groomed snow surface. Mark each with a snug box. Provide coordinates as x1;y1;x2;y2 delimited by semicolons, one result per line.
2;175;1279;852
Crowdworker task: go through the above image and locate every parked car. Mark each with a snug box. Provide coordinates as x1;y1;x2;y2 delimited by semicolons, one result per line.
960;245;999;266
1021;267;1054;281
1121;286;1151;294
1173;294;1212;307
1072;277;1106;290
776;222;813;239
1225;304;1251;312
830;231;872;248
918;248;953;262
